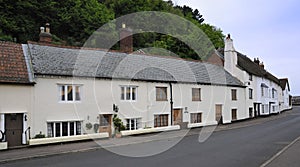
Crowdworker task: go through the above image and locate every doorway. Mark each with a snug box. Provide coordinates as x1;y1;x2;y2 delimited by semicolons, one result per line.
99;114;112;137
5;113;23;147
215;104;222;124
172;108;183;126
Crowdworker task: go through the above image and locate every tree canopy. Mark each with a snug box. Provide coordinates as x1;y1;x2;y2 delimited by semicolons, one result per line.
0;0;225;60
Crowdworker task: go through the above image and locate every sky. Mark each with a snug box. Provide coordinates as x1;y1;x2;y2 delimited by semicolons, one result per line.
174;0;300;95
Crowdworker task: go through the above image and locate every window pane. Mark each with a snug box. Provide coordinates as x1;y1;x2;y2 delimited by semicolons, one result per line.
132;87;136;100
70;122;74;136
156;87;167;101
231;89;237;100
100;115;109;126
62;122;68;136
67;86;73;101
192;88;201;101
75;86;81;101
55;123;61;137
76;122;81;135
61;86;65;101
121;87;125;100
126;87;130;100
47;123;53;137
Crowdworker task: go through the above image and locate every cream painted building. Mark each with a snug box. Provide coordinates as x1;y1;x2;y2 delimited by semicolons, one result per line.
24;43;246;140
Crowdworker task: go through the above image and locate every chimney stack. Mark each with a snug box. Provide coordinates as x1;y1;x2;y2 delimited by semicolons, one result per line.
39;23;52;43
259;62;265;69
119;23;133;53
254;58;260;65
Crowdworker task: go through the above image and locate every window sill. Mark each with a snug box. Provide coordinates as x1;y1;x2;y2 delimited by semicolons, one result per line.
120;100;137;102
58;101;82;104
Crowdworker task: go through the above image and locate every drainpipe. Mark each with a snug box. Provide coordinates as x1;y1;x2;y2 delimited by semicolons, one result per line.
169;83;173;126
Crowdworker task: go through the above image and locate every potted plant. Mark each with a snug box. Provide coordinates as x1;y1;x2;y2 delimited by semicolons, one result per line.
113;114;125;138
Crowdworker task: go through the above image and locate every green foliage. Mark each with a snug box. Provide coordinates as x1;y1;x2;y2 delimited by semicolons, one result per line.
0;0;225;60
34;132;45;138
113;114;125;133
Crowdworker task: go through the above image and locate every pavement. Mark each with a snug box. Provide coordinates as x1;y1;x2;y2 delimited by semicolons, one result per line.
0;109;299;166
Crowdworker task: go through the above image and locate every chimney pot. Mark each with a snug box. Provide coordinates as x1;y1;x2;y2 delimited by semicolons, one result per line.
45;23;50;33
40;27;45;33
39;23;52;43
226;34;231;39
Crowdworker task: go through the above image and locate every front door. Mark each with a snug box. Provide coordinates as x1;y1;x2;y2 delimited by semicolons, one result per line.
99;114;112;137
5;113;23;147
172;109;182;126
215;104;222;124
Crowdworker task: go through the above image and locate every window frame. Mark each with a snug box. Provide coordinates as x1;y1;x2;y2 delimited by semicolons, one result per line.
59;84;82;103
192;88;201;101
120;85;137;101
47;121;82;138
249;74;253;81
154;114;169;127
231;89;237;101
190;113;202;123
126;118;141;130
156;87;168;101
231;109;237;120
249;88;253;99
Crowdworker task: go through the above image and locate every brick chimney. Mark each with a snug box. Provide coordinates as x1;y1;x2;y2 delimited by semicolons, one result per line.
119;24;133;53
39;23;52;43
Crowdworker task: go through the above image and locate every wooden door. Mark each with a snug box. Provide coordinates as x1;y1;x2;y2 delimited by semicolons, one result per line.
173;109;182;126
215;104;222;123
5;113;23;147
99;114;112;137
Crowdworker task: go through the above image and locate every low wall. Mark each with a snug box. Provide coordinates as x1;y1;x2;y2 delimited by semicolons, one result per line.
121;125;180;136
0;142;7;150
29;133;109;146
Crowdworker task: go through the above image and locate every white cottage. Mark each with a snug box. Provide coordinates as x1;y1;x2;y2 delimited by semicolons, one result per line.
0;42;34;149
208;34;291;116
23;41;246;141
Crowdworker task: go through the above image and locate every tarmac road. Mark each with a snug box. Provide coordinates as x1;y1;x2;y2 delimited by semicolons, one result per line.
2;107;300;167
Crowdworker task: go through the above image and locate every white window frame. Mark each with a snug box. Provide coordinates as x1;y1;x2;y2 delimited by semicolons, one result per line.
47;121;82;138
120;86;137;101
126;118;141;130
58;85;82;103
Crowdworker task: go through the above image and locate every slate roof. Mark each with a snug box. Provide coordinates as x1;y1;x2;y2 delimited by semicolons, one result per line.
0;41;32;84
236;52;279;84
217;49;280;84
279;78;290;91
27;44;244;87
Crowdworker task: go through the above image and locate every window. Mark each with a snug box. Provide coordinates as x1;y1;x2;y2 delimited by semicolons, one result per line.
126;118;141;130
156;87;167;101
121;86;137;101
249;88;253;99
231;89;237;101
272;88;277;99
100;115;110;126
190;113;202;123
231;109;237;120
154;114;168;127
47;121;82;137
59;85;81;102
249;74;253;81
192;88;201;101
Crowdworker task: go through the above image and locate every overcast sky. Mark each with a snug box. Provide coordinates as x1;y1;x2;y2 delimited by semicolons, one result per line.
174;0;300;95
